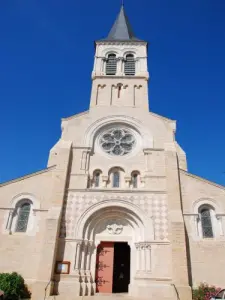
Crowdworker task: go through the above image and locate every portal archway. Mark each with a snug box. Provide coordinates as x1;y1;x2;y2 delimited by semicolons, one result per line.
73;201;153;296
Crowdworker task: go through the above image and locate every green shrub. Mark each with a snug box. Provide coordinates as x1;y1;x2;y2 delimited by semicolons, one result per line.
0;272;31;300
192;282;221;300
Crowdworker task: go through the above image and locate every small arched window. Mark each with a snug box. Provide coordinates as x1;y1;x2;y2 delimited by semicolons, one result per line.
200;207;214;238
132;173;138;188
106;54;117;75
113;172;120;188
94;172;100;188
15;203;31;232
124;54;135;76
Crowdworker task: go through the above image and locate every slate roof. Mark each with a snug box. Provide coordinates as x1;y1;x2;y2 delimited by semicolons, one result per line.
97;5;145;42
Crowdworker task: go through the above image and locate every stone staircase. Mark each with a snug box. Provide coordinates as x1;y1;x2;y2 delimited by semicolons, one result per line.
46;294;135;300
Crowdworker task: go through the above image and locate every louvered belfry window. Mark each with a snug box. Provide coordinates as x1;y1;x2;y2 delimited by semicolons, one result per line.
106;54;117;75
200;208;214;238
124;54;135;76
16;203;31;232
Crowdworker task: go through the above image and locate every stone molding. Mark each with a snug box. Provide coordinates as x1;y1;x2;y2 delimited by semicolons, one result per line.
0;166;55;188
180;169;225;190
95;41;147;46
67;188;167;194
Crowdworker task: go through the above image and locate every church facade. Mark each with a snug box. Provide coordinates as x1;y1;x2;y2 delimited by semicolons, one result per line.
0;6;225;300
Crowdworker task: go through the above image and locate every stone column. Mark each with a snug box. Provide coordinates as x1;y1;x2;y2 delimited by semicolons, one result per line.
7;209;14;234
145;244;151;272
74;240;83;272
117;57;123;75
125;176;131;188
86;241;93;274
135;243;140;272
102;175;108;188
80;240;88;273
140;243;146;271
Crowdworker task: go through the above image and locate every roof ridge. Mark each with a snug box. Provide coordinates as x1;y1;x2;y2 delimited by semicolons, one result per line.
0;166;56;188
180;169;225;190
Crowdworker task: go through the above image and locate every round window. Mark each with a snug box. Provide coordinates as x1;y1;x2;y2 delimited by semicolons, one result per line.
99;127;136;156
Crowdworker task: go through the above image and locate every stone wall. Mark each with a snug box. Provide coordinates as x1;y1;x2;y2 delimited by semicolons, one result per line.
180;170;225;287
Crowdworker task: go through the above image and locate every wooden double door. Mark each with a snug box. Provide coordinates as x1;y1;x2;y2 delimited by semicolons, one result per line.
95;242;130;294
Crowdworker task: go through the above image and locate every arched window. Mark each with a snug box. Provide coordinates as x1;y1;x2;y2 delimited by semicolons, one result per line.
200;207;214;238
132;173;138;188
106;54;117;75
94;172;100;188
15;203;31;232
113;172;120;188
124;54;135;76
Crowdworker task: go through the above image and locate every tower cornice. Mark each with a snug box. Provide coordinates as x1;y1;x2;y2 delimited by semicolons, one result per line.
95;41;148;47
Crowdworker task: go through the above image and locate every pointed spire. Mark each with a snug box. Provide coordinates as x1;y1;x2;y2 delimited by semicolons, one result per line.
105;5;141;41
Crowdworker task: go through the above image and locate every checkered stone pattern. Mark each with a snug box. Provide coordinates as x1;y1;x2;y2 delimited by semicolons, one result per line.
60;193;168;240
152;196;169;241
60;194;102;238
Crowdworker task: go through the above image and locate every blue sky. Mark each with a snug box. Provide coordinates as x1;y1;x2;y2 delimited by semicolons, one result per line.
0;0;225;185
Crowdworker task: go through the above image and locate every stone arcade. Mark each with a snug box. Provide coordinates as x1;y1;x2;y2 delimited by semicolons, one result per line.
0;5;225;300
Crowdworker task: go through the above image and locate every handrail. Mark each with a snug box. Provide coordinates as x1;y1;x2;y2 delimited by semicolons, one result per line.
44;280;52;300
171;283;181;300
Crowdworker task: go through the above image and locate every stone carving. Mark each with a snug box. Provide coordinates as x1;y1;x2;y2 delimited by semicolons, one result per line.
99;127;136;156
106;220;123;235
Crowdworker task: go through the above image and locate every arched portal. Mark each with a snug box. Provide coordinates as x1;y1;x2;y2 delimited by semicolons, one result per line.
73;201;153;296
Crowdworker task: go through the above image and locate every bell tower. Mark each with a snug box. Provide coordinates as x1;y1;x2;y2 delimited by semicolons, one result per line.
90;5;149;110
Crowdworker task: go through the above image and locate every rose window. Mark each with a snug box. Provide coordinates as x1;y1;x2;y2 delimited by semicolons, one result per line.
99;128;136;156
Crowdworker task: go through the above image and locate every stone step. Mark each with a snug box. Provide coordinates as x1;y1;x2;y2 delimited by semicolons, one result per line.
46;295;135;300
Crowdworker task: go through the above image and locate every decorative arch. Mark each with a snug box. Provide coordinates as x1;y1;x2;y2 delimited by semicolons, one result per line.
102;48;120;56
83;115;153;150
123;50;137;58
10;193;40;210
72;201;154;295
75;199;154;241
108;166;125;174
193;198;219;214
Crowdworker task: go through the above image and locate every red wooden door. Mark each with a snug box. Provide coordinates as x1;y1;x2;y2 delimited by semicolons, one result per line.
95;242;114;293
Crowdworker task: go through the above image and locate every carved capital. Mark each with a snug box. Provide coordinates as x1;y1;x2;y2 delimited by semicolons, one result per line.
125;176;131;182
102;175;108;182
135;243;141;250
83;239;89;246
75;239;83;246
143;148;152;155
138;242;151;250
